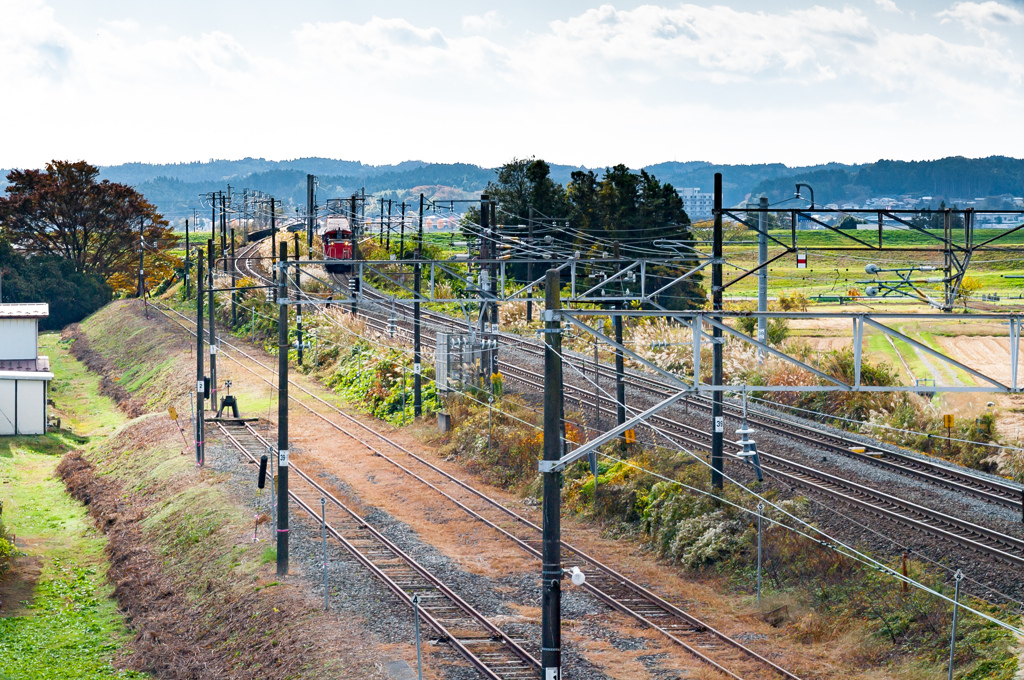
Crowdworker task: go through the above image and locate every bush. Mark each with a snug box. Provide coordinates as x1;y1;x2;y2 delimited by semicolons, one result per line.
0;239;112;329
0;515;15;577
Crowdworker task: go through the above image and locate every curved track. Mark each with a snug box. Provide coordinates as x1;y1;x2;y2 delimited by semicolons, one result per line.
216;420;540;680
156;300;804;680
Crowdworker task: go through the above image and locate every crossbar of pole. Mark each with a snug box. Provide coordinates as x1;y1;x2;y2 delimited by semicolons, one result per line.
862;317;1008;390
562;315;692;390
641;260;712;300
539;389;691;473
577;260;641;299
704;317;850;389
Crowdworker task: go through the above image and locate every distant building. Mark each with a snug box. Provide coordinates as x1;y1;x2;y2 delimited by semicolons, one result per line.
677;188;714;221
0;304;53;435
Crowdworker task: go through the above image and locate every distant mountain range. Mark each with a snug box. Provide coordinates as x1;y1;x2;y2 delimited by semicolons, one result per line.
2;156;1020;221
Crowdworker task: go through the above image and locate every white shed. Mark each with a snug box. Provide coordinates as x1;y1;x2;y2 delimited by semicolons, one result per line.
0;303;53;435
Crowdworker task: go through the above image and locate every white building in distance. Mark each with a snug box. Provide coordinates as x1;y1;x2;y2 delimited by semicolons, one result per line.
0;303;53;435
677;187;714;222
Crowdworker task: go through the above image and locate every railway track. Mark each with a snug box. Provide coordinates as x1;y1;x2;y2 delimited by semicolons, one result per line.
155;301;804;680
349;277;1023;515
232;244;1024;564
495;362;1024;569
215;420;539;680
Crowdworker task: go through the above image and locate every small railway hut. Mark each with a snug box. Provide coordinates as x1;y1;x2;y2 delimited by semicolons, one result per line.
0;303;53;435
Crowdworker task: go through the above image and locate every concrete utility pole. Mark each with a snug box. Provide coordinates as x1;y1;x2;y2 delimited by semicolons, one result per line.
541;268;563;680
350;194;359;317
413;251;422;418
294;234;303;366
613;242;625;429
277;242;290;577
400;201;406;258
490;200;499;331
527;208;534;323
480;195;492;388
418;193;424;253
138;217;145;299
220;193;228;272
271;197;277;283
211;197;216;257
306;174;315;250
207;240;217;413
195;248;205;466
231;226;237;327
711;173;724;490
758;195;769;360
184;219;191;300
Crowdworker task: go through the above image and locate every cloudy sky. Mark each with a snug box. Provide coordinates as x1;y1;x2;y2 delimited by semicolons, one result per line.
2;0;1022;168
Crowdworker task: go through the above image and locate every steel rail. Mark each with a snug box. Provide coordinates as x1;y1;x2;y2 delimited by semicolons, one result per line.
497;362;1024;569
353;275;1022;513
215;420;539;680
155;302;801;680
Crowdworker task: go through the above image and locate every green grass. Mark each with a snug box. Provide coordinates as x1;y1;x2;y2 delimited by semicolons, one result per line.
41;333;126;438
0;559;146;680
0;444;143;679
0;336;148;679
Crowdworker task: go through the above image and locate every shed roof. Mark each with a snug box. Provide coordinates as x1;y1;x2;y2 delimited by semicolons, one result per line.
0;303;49;319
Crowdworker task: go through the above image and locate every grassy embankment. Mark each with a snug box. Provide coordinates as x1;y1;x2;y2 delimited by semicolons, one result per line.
0;333;145;680
67;299;386;679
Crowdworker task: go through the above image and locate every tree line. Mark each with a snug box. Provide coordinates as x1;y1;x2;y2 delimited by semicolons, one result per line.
468;158;705;309
0;161;176;328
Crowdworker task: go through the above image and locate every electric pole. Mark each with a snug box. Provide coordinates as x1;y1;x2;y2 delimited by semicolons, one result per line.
541;268;563;680
277;241;290;577
294;234;303;366
418;193;424;254
711;173;724;490
184;218;191;300
480;194;492;388
613;242;625;429
758;195;768;361
400;201;407;258
195;247;205;466
413;250;422;418
138;217;145;299
231;226;237;328
220;193;227;272
490;200;499;330
271;197;277;282
207;240;217;413
350;194;359;317
307;174;315;250
527;207;534;323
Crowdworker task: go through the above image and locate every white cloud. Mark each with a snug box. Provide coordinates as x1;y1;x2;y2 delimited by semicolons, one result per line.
875;0;903;13
937;1;1024;41
463;10;503;32
0;1;1021;168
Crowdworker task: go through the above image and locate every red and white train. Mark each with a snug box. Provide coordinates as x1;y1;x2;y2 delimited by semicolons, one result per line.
322;216;354;273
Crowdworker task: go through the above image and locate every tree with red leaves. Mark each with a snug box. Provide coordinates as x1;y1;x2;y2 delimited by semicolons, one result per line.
0;160;177;295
